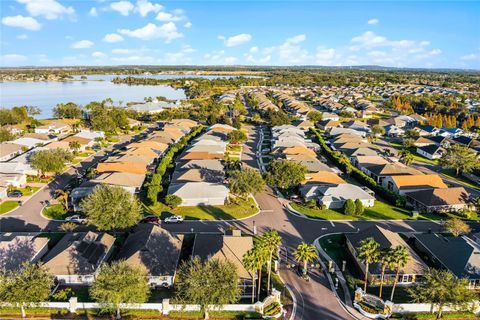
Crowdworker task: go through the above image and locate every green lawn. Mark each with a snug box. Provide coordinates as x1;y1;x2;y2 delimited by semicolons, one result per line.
291;201;415;220
11;186;40;196
43;204;68;220
441;169;480;191
145;197;258;220
0;201;19;214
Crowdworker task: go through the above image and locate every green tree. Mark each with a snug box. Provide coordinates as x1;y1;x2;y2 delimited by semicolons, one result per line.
294;242;318;275
344;199;356;215
399;149;414;166
68;140;81;154
261;230;282;294
0;263;54;318
354;199;364;215
377;248;395;299
165;194;182;208
307;110;323;123
389;246;410;301
265;159;307;189
26;106;41;117
0;128;15;142
90;261;150;319
357;238;380;292
444;219;471;237
80;185;142;230
371;125;386;137
242;249;258;303
407;268;474;319
228;129;248;144
147;184;161;205
250;241;269;301
175;257;240;319
267;109;291;126
440;144;480;176
53;102;82;119
404;129;420;140
30;149;73;176
229;168;265;199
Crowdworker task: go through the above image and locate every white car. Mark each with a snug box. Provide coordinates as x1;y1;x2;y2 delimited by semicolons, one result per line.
163;215;184;224
65;215;87;224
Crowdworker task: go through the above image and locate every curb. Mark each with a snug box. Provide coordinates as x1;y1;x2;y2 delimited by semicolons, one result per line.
276;272;297;320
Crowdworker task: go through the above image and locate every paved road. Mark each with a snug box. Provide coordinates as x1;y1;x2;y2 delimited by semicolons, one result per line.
1;125;478;320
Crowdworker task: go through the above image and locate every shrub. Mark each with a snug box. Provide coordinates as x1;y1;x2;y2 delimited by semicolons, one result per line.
305;199;317;209
344;199;356;215
165;194;182;208
147;185;161;205
355;199;364;215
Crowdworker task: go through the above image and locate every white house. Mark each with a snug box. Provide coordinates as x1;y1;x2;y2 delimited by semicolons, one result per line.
167;182;229;206
34;121;70;134
305;184;375;209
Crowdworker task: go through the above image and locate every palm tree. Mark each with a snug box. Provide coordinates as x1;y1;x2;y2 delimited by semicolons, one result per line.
390;246;410;302
293;242;318;275
55;189;69;209
357;237;380;292
68;141;81;154
262;230;282;294
399;149;414;166
252;242;268;301
378;248;395;299
242;249;258;303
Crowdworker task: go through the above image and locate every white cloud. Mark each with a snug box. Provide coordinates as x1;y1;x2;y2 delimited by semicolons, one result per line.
461;50;480;61
16;0;74;20
103;33;124;43
92;51;107;58
118;22;183;42
17;34;28;39
315;47;342;65
249;46;258;53
71;40;94;49
183;21;192;28
156;11;182;22
161;45;196;64
265;34;310;64
1;54;27;65
111;55;154;63
219;33;252;47
135;0;162;16
367;18;379;25
89;7;98;17
110;1;134;16
112;48;138;55
203;50;238;65
2;15;41;31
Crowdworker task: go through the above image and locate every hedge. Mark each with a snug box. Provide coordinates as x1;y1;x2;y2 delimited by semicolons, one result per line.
145;125;205;204
310;128;406;207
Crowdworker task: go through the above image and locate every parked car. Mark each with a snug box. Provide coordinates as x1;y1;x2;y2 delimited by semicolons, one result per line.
65;215;87;224
141;215;160;224
163;215;184;224
7;191;23;198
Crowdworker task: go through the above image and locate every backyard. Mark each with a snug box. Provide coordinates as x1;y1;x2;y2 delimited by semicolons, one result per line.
145;197;258;220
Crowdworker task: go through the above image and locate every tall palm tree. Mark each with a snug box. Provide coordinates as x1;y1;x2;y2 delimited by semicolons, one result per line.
55;189;69;209
390;246;410;302
378;248;395;299
357;237;380;292
293;242;318;274
242;249;258;303
262;230;282;294
252;242;268;301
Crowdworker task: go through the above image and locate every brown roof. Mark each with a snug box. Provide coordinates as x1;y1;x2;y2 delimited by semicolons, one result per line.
128;141;168;152
63;136;92;145
168;119;198;128
44;140;70;150
391;174;447;189
0;143;24;157
278;146;317;157
407;187;469;206
97;162;147;174
302;171;346;185
124;147;158;159
180;152;224;160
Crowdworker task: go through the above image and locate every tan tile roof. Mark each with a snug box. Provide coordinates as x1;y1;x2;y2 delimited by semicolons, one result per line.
97;162;147;174
124;147;158;158
63;136;92;145
391;174;447;189
407;187;469;206
302;171;346;185
128;141;168;152
180;152;224;160
279;146;317;157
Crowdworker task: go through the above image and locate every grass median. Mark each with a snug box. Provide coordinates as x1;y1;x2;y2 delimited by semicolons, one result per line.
0;201;19;215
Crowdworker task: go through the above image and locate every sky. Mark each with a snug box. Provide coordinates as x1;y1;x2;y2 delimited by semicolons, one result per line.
1;0;479;69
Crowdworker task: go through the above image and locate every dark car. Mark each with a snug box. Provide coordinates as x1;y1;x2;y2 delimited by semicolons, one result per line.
7;191;23;198
141;216;160;224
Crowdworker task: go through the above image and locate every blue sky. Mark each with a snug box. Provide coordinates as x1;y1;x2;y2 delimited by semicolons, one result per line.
1;0;479;69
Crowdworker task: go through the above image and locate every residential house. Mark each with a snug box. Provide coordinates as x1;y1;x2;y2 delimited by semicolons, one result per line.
96;162;147;175
316;120;342;130
410;233;480;288
382;174;447;195
42;232;115;284
167;182;229;206
321;112;340;121
346;226;426;286
416;144;446;160
35;121;70;134
0;233;49;271
90;172;146;194
8;137;47;149
405;187;470;213
301;183;375;208
283;154;331;172
115;224;183;287
0;143;24;161
192;230;254;298
362;163;421;185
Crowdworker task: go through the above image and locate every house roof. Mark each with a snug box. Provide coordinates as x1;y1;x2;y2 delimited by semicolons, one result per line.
192;232;253;279
276;146;317;157
168;182;229;200
44;141;70;150
180;152;224;160
0;143;23;158
176;159;224;172
302;171;346;185
412;233;480;279
390;174;447;189
97;162;147;175
0;233;49;271
62;136;92;145
115;224;183;277
354;156;389;167
417;144;445;155
284;154;332;172
168;119;198;128
366;163;421;176
111;154;152;165
171;168;224;183
406;187;469;207
346;226;427;275
43;232;115;275
91;172;146;189
124;147;159;159
129;141;168;152
315;184;375;202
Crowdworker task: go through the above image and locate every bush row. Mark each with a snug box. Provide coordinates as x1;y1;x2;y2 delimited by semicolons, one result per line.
310;128;406;207
146;125;205;204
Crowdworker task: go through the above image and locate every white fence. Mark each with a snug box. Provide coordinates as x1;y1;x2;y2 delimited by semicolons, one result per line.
393;302;480;314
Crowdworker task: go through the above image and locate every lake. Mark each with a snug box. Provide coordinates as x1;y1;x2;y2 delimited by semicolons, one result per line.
0;74;243;119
